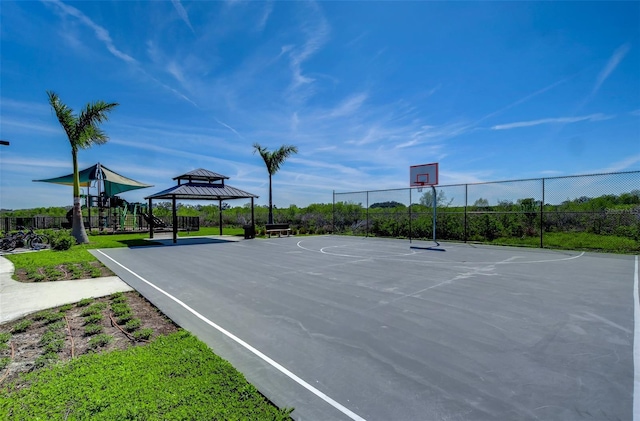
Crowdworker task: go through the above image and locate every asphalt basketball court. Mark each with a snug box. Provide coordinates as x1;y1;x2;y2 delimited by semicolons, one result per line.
92;235;638;420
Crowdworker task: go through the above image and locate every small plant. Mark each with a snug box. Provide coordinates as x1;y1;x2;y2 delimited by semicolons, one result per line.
90;267;102;278
83;313;103;325
11;319;32;333
0;356;11;370
25;269;46;282
88;334;112;349
33;311;52;321
46;321;66;332
84;324;103;336
58;304;73;312
132;328;153;341
116;312;133;324
110;292;127;303
33;352;59;369
43;339;64;353
44;312;65;324
0;332;10;343
44;267;64;279
124;318;141;332
81;302;107;317
49;230;75;251
77;298;94;307
111;303;131;316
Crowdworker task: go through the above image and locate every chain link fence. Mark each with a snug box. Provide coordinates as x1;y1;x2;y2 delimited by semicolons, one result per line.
333;171;640;253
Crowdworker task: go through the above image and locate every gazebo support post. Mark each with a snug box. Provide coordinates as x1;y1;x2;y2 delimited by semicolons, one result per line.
251;198;255;237
219;199;223;236
172;196;178;244
148;198;154;239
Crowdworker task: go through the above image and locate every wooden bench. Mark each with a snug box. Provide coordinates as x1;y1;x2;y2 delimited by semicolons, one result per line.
265;223;291;238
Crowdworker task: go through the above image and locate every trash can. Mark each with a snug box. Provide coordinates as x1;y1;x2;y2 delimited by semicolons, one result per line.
243;224;255;239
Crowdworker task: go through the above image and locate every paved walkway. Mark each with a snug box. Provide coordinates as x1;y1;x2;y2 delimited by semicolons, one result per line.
0;256;133;324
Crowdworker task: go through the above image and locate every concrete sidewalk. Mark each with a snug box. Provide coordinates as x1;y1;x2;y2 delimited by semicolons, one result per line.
0;256;133;324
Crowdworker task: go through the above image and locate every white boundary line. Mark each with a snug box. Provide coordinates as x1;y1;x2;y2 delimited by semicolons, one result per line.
634;255;639;421
297;240;585;264
95;250;366;421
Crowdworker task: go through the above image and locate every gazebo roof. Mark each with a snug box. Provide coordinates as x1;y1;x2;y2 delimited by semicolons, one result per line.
145;182;258;201
173;168;229;182
145;168;258;201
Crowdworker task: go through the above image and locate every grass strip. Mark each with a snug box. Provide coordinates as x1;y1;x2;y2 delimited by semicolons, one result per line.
0;330;292;420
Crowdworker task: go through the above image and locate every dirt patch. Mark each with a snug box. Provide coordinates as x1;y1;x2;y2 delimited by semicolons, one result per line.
0;291;179;387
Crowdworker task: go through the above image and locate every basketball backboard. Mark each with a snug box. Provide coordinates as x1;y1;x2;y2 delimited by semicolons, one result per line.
410;163;438;187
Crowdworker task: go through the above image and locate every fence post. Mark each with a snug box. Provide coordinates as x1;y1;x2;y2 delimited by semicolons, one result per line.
409;188;412;244
540;178;545;248
332;190;335;234
366;191;369;237
464;184;468;243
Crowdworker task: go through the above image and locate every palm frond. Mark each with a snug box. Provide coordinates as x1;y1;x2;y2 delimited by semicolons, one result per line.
47;91;77;148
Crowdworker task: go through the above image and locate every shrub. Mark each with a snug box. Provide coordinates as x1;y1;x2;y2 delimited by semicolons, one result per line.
110;292;127;303
116;312;133;324
81;302;107;317
110;303;131;317
0;357;10;370
33;311;52;321
11;319;32;333
77;298;93;307
84;324;103;336
49;230;75;251
44;312;65;324
88;334;112;349
83;313;103;325
124;318;141;332
33;352;59;369
132;328;153;341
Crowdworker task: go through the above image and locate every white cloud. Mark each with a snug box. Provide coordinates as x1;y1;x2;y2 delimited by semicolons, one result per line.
170;0;195;33
592;43;631;96
256;1;273;32
630;109;640;117
491;113;613;130
327;93;368;118
599;154;640;173
46;0;136;63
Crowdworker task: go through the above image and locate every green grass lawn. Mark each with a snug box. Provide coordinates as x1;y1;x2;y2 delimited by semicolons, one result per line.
0;330;292;420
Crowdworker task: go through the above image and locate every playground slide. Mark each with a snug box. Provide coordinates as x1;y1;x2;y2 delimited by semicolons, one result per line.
141;212;167;228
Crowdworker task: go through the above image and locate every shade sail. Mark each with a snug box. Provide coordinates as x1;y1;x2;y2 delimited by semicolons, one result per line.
34;163;152;197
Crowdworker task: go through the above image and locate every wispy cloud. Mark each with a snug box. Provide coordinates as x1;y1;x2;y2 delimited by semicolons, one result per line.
491;113;612;130
592;43;631;96
327;93;368;118
256;1;273;32
286;2;330;95
215;119;243;139
45;0;136;63
599;154;640;173
171;0;195;34
630;109;640;117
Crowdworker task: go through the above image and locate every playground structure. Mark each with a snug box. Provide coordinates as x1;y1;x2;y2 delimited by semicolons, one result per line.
63;195;170;233
33;163;190;233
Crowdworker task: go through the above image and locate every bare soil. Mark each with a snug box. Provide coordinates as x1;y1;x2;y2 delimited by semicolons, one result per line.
14;261;115;283
0;291;179;387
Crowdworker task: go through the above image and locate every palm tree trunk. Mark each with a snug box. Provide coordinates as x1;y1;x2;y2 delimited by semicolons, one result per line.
71;150;89;244
268;173;273;224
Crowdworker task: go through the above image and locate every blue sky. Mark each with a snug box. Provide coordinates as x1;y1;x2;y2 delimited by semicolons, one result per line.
1;1;639;210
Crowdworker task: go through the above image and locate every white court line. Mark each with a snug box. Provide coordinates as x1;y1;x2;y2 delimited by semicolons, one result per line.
634;255;639;421
297;240;585;265
95;250;366;421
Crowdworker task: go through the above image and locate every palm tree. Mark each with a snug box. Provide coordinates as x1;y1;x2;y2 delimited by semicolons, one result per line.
253;143;298;224
47;91;119;244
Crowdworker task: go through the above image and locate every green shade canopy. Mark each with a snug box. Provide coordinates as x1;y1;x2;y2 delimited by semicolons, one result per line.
34;163;152;197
